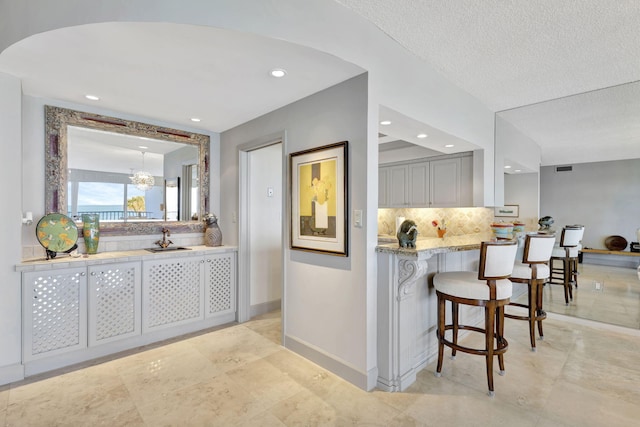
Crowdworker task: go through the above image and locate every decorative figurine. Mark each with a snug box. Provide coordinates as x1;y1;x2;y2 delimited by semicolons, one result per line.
397;219;419;248
538;216;554;231
204;213;223;247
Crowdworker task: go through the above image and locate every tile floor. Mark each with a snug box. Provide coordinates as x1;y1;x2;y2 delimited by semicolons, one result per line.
2;274;640;426
538;263;640;329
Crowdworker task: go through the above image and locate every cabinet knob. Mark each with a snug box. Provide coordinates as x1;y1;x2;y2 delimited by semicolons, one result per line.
90;272;95;276
200;260;205;263
81;272;86;276
207;259;211;263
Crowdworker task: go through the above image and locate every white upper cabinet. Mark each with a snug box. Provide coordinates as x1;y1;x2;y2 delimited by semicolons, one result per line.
379;153;473;208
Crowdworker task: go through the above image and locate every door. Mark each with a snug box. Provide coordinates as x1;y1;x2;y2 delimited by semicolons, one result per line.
248;143;283;318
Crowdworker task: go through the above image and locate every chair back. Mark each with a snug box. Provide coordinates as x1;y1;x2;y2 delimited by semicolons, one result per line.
522;233;556;264
478;240;518;280
559;225;584;247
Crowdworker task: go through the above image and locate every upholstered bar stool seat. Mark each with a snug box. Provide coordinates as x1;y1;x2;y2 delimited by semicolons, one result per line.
434;240;518;396
505;233;556;351
548;226;585;305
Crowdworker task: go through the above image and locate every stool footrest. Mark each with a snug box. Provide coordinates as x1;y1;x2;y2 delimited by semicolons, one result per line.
438;324;508;356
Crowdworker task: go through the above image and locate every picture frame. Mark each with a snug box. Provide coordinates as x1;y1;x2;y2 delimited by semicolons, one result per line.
290;141;348;256
494;205;519;218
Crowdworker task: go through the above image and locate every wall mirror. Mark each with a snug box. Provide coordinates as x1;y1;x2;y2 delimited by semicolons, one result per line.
45;106;210;235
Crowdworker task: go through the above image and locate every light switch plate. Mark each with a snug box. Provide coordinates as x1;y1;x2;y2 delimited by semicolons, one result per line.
354;209;363;228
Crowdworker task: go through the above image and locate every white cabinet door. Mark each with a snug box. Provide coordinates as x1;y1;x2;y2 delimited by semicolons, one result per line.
430;158;461;207
203;252;236;318
388;165;409;207
23;267;87;361
88;262;142;347
142;257;204;333
408;162;429;207
378;167;390;207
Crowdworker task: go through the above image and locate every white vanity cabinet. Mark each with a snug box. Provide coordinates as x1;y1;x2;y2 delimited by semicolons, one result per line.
142;251;236;333
18;246;237;377
22;267;88;361
88;262;142;347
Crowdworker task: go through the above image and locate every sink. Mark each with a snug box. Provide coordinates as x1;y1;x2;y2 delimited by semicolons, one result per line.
145;246;192;253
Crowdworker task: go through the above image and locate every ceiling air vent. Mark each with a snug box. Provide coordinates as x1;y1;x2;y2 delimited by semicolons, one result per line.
555;165;573;172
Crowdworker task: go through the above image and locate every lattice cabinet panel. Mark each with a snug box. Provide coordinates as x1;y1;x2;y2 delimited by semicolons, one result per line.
142;258;204;332
204;253;236;317
22;268;88;361
88;262;142;346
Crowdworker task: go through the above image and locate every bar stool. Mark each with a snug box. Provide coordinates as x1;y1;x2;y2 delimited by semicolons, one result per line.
505;233;556;351
548;226;584;305
433;240;518;396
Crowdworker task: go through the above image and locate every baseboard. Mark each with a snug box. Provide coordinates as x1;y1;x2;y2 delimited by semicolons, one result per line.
285;335;377;391
0;363;24;386
250;299;281;318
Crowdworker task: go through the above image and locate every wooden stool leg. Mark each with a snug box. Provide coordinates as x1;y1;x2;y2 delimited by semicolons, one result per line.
435;294;445;376
451;301;459;358
528;281;537;351
562;258;571;305
496;305;506;374
536;279;545;340
485;302;496;396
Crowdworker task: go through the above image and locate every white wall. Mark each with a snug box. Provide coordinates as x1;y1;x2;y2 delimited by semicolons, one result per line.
248;143;282;308
541;159;640;249
0;72;24;382
495;115;542;206
221;74;375;389
504;172;540;230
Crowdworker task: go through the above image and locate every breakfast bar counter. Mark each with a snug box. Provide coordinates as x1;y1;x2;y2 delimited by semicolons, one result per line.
376;233;493;391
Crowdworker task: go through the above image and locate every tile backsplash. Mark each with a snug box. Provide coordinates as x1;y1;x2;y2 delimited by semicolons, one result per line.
378;207;495;237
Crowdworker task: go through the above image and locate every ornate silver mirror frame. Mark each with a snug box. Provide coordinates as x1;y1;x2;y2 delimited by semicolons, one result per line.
45;105;209;235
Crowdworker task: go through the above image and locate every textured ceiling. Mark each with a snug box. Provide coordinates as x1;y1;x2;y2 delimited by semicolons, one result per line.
337;0;640;166
336;0;640;111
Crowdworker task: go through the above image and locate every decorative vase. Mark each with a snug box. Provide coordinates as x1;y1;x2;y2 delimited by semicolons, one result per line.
204;214;223;247
437;228;447;238
82;214;100;254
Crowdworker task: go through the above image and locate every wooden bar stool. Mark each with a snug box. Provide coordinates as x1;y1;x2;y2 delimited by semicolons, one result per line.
505;233;556;351
548;226;584;305
433;240;518;396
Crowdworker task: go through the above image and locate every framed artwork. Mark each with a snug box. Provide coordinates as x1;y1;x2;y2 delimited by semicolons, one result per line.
494;205;519;217
290;141;348;256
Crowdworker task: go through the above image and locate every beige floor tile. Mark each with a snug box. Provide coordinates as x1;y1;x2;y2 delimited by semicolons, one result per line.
135;372;272;426
115;342;223;408
540;380;640;427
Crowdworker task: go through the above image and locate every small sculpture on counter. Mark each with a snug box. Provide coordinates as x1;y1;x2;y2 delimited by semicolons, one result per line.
204;213;223;247
397;219;419;248
538;216;554;231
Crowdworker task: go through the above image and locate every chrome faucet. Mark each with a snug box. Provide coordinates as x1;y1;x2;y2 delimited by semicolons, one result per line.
155;227;173;248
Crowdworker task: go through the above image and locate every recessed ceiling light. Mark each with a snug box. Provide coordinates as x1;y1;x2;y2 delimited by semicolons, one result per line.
380;120;392;125
85;94;99;101
515;169;522;172
138;145;148;149
444;144;454;148
504;165;512;169
190;118;201;122
270;68;287;78
417;133;428;139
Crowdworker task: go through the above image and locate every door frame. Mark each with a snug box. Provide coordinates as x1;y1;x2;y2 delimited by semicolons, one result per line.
237;131;286;329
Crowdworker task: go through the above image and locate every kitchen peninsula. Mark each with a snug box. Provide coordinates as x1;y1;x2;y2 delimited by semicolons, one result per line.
376;233;493;391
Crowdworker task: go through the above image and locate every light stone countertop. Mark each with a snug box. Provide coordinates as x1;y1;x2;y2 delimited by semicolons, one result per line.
376;233;494;257
16;245;238;272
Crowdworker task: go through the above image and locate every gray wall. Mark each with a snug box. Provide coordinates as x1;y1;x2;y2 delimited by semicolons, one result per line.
504;172;539;231
540;159;640;249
